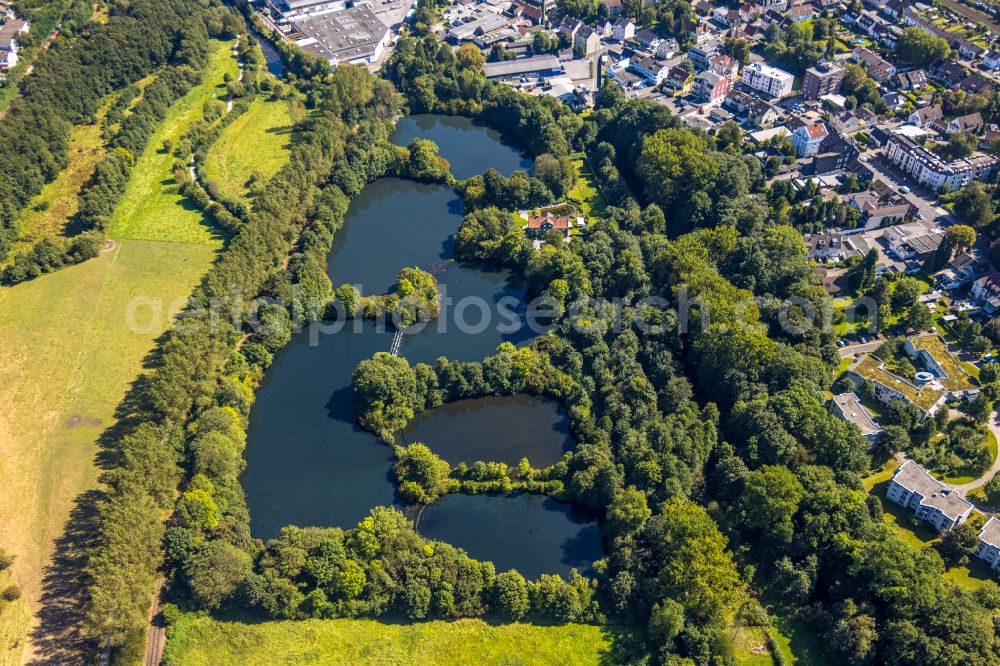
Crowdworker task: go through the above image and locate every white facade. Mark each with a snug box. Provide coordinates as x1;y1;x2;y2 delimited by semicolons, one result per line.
885;135;997;191
612;18;635;42
791;123;828;157
976;517;1000;572
886;460;973;533
742;62;794;98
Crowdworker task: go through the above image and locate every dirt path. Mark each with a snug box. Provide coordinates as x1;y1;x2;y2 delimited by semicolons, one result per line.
143;579;166;666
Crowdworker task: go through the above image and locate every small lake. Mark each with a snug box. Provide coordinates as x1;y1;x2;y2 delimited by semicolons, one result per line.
244;175;533;538
402;395;573;468
418;494;603;579
254;33;285;77
391;114;532;180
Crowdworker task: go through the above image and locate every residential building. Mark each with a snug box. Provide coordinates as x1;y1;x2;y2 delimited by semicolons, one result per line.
687;41;720;71
664;64;693;92
885;134;998;190
886;460;973;532
907;104;943;127
694;70;730;104
559;16;582;40
756;0;789;13
788;3;814;21
829;392;883;444
709;54;739;79
976;517;1000;572
894;69;926;91
829;109;866;134
524;211;577;238
0;18;26;69
293;6;390;65
803;60;844;100
634;29;662;50
612;17;635;42
656;37;679;59
792;122;828;157
985;51;1000;71
971;271;1000;313
630;55;669;85
742;62;794;97
946;112;984;135
852;46;895;81
846;354;948;415
574;26;600;55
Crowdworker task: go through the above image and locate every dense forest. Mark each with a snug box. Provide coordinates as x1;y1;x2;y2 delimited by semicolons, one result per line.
75;19;1000;666
0;0;243;283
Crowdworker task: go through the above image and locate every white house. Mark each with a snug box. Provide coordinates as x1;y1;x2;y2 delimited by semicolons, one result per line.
612;17;635;42
984;50;1000;70
976;517;1000;572
742;62;794;97
629;55;669;85
0;19;28;70
656;38;679;59
829;392;882;445
792;122;829;157
886;460;974;532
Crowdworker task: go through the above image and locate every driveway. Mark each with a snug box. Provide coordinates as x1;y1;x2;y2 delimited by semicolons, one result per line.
838;340;883;358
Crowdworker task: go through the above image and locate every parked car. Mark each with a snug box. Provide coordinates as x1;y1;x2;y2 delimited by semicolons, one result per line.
900;186;911;194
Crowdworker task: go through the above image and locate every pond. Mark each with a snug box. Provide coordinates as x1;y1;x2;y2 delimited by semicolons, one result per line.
391;114;532;180
402;395;573;468
244;175;534;537
417;494;603;579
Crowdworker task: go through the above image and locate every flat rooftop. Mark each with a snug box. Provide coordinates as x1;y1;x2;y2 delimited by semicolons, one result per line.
293;5;388;63
907;334;975;392
831;392;881;437
482;54;561;79
849;354;944;411
980;516;1000;549
892;460;973;521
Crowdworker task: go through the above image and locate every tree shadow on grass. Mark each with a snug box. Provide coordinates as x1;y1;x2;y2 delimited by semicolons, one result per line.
27;489;102;665
28;327;175;663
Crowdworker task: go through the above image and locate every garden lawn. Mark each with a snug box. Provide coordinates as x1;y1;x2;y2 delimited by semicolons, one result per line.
107;39;237;244
862;463;993;590
0;239;216;661
769;613;832;666
163;616;612;666
568;157;607;221
202;97;294;204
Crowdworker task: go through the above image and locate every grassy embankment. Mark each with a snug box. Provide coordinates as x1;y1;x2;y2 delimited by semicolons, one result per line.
863;462;994;590
163;615;612;665
202;97;295;205
0;40;236;664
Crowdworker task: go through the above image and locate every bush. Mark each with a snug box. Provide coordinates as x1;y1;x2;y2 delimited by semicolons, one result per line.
2;584;22;601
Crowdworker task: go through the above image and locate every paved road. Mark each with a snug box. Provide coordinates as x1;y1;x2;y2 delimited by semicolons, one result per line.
954;409;1000;494
838;340;883;358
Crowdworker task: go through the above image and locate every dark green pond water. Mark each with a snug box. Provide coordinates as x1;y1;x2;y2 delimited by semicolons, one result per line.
242;115;601;576
417;494;603;579
402;395;573;468
391;114;532;180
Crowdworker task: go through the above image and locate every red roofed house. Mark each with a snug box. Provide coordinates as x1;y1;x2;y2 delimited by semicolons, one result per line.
525;212;574;239
792;122;829;157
